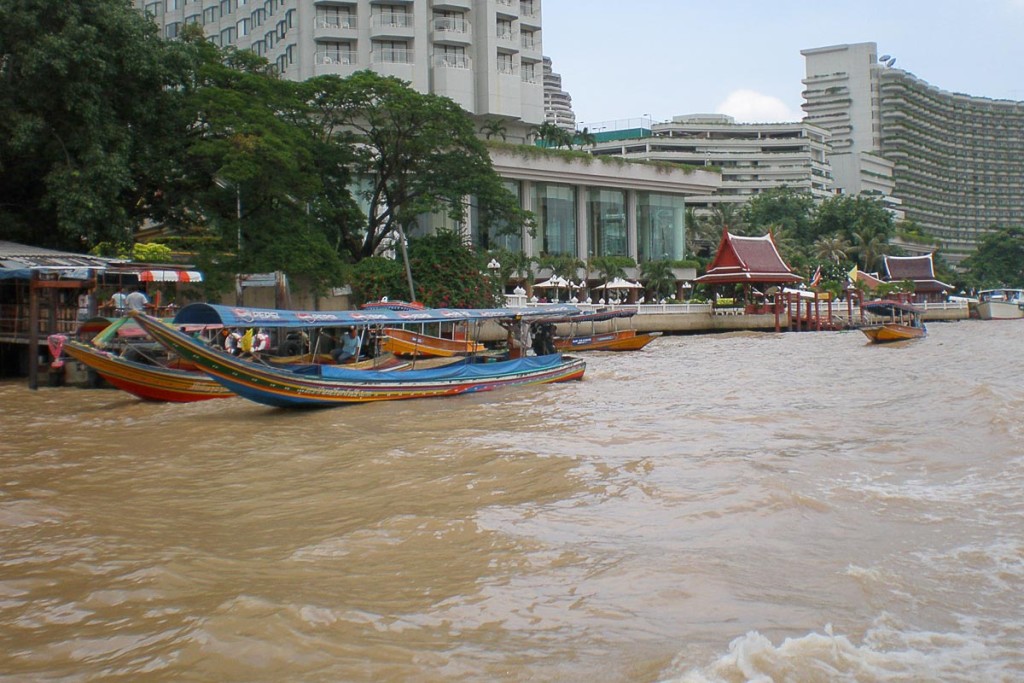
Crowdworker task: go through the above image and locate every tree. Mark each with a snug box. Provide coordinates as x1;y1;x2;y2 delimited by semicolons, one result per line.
0;0;186;248
533;121;574;149
175;35;345;291
591;255;630;302
962;226;1024;288
813;234;851;265
640;259;676;302
574;126;597;149
850;226;890;273
407;230;502;308
742;188;814;241
303;71;530;262
813;194;894;246
479;118;508;141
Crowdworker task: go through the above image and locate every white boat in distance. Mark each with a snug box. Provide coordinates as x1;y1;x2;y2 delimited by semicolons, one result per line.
971;289;1024;320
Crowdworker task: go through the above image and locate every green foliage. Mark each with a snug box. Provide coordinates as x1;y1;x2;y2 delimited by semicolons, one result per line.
304;71;529;261
962;226;1024;288
640;259;676;301
742;188;815;241
350;256;405;303
0;0;183;248
407;230;502;308
132;242;174;262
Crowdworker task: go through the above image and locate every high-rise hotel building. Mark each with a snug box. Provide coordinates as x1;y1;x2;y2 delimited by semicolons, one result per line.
802;42;1024;264
137;0;545;140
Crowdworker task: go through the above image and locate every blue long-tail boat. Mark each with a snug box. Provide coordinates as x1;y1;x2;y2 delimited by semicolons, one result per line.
130;304;586;409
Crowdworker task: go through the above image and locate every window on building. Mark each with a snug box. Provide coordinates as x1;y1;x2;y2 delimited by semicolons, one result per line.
317;6;355;29
376;4;410;28
497;18;514;39
374;40;410;63
220;25;236;45
435;45;467;68
165;21;182;38
636;193;686;262
203;6;218;23
531;183;577;256
587;189;628;257
220;0;233;17
497;52;515;74
237;18;249;37
473;180;523;252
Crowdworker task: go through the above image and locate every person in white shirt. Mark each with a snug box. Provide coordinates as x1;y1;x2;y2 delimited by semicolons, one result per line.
125;287;149;312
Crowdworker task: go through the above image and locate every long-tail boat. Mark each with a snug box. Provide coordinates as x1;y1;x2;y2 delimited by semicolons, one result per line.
131;304;586;409
62;339;234;402
549;306;661;352
58;316;234;402
860;300;927;343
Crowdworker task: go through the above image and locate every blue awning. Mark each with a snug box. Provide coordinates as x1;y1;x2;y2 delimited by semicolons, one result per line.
170;303;585;329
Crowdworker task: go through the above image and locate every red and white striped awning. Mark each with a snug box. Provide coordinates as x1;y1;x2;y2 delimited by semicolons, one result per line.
138;269;203;283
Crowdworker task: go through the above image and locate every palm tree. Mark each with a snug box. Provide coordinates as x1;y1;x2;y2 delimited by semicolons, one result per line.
574;126;597;149
591;255;628;303
640;259;676;302
504;250;536;297
480;118;508;141
851;227;889;272
814;234;851;265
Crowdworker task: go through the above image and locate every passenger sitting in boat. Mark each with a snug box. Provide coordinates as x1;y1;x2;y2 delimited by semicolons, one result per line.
223;329;241;355
331;327;360;364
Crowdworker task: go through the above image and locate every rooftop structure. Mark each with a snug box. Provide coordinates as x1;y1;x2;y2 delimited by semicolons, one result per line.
802;41;1024;264
137;0;545;140
694;230;802;287
882;254;952;302
588;114;834;212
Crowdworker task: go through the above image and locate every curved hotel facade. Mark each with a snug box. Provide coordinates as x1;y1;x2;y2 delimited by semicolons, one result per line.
803;42;1024;264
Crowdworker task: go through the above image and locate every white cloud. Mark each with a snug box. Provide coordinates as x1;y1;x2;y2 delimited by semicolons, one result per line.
716;89;797;123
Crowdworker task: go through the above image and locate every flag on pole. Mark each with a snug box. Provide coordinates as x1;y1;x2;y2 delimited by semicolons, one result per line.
810;265;822;288
847;264;858;283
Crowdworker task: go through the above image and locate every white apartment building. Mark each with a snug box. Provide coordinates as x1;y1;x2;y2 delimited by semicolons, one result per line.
138;0;545;139
542;56;576;132
802;41;1024;264
589;114;833;211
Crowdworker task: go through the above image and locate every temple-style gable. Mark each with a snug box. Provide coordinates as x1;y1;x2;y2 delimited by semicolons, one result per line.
695;230;802;285
883;254;953;302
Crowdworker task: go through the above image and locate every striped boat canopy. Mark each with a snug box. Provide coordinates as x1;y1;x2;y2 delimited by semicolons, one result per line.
171;303;584;329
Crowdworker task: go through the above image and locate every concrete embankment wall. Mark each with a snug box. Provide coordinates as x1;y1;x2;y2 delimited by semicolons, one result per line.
478;306;969;342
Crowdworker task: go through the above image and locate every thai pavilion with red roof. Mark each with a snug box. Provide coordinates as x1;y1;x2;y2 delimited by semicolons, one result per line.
694;230;802;301
882;254;953;303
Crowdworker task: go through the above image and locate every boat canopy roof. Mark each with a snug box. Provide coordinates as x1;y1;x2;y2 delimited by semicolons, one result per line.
171;302;584;329
862;299;923;316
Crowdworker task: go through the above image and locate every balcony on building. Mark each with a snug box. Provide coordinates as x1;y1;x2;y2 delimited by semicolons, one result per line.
370;11;414;39
313;14;358;40
315;48;358;75
371;46;415;80
431;16;472;44
431;53;474;111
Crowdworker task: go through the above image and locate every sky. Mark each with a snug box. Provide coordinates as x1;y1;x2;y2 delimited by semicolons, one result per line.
541;0;1024;129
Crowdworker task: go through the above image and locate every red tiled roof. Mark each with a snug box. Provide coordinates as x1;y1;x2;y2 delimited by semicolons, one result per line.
695;231;802;285
883;254;953;292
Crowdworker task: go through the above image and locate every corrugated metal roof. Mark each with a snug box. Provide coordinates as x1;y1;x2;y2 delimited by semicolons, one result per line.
0;241;119;269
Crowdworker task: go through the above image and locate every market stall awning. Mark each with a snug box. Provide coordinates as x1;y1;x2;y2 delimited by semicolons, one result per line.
139;270;203;283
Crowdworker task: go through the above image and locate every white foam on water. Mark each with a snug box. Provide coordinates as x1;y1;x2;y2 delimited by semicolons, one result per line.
664;617;1019;682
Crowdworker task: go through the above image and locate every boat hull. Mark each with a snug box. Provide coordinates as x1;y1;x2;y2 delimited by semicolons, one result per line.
133;313;585;409
554;330;661;352
973;300;1024;320
380;327;486;357
861;323;926;344
63;340;233;402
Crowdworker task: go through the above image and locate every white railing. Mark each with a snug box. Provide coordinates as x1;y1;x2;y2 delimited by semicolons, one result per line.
315;16;356;29
432;53;470;69
371;48;414;64
317;51;357;66
433;17;468;33
373;12;412;28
